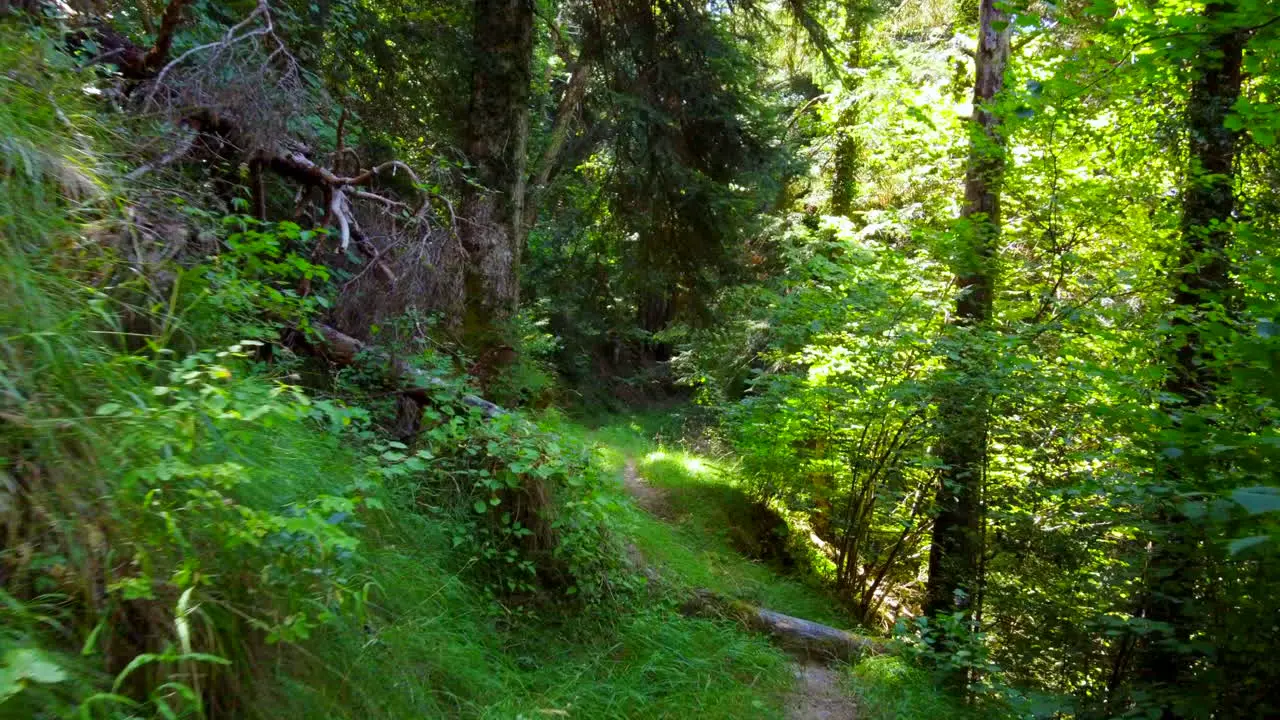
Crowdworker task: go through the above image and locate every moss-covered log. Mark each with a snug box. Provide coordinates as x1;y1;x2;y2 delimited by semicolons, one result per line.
680;590;886;663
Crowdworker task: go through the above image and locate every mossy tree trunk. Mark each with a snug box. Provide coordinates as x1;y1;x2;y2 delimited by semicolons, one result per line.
922;0;1010;684
459;0;534;329
1133;5;1244;717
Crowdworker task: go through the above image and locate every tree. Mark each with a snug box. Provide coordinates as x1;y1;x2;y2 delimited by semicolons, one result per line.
459;0;535;327
1134;3;1246;716
922;0;1011;663
829;0;870;217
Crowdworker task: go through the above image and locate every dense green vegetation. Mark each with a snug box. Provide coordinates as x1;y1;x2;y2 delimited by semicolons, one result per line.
1;0;1278;717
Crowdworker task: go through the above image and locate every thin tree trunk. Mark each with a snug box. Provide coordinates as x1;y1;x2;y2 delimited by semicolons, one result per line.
522;60;591;235
923;0;1010;662
459;0;534;327
1134;5;1244;717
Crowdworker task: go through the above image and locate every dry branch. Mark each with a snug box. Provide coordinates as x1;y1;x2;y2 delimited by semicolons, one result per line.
309;322;505;418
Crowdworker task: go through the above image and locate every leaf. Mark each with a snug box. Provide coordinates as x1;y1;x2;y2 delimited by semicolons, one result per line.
473;501;487;514
3;648;67;684
1228;535;1269;555
1232;487;1280;515
94;402;122;416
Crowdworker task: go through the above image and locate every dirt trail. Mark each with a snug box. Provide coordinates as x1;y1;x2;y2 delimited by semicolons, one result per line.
786;663;857;720
619;458;858;720
622;458;673;518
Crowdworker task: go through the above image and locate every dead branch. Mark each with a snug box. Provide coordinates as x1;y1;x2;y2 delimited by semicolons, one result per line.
309;323;505;418
147;0;293;103
328;187;352;250
125;123;197;180
347;234;403;290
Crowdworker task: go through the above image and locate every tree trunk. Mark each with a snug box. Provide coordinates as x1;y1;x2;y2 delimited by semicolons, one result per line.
1134;5;1244;717
522;60;592;235
459;0;534;327
923;0;1010;650
829;2;866;217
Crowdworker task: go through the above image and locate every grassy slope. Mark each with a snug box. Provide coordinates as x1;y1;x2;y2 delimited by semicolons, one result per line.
255;414;825;719
258;412;970;720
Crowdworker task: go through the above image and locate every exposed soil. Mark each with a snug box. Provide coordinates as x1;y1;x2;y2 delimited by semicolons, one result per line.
786;662;858;720
622;458;674;518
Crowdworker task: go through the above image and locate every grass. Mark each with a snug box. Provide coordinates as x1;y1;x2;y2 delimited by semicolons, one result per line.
846;654;962;720
633;453;847;625
253;412;816;719
568;414;977;720
571;413;846;625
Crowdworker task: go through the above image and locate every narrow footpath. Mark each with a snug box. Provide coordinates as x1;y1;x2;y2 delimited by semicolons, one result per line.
621;459;858;720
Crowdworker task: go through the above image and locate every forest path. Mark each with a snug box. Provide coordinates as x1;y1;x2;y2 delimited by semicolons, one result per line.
786;662;857;720
620;458;858;720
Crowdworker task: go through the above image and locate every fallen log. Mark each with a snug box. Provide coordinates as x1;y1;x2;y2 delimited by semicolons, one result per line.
681;589;886;663
308;322;505;419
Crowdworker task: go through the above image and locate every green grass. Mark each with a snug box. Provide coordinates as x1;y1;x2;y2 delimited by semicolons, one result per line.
629;452;846;625
565;416;977;720
249;413;835;719
847;654;965;720
571;414;847;626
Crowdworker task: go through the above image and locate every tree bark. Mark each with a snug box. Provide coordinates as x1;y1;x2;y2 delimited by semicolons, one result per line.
830;2;867;217
923;0;1010;643
459;0;535;327
522;60;591;235
1134;5;1244;717
681;590;886;663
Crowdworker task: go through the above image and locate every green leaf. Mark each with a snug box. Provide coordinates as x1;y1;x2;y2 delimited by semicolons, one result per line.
473;501;487;514
1228;535;1269;555
94;402;122;416
3;648;67;684
1232;487;1280;515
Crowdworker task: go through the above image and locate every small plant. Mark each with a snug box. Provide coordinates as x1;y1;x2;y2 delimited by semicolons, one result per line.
181;217;333;345
94;345;375;642
481;306;562;408
892;607;1049;718
382;398;626;602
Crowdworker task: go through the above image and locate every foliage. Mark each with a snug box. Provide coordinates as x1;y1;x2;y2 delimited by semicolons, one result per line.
5;0;1280;716
182;217;333;344
387;406;627;601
